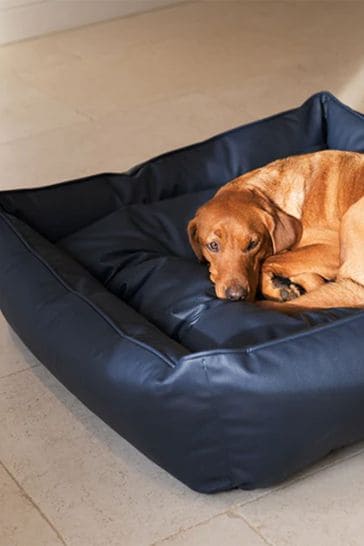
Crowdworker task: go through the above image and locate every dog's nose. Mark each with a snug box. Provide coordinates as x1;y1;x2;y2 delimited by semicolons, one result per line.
225;284;248;301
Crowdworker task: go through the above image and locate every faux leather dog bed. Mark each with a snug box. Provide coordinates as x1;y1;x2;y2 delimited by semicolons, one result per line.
1;92;364;493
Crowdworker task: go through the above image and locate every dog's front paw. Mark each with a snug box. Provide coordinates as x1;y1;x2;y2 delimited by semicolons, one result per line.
261;266;306;302
271;275;306;302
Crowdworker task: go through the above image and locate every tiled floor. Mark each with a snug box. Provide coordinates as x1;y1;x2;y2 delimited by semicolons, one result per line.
1;2;364;545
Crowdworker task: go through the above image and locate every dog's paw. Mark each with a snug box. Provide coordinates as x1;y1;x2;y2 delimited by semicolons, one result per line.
271;275;306;302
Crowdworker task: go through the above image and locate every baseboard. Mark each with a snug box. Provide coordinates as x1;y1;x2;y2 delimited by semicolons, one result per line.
0;0;185;45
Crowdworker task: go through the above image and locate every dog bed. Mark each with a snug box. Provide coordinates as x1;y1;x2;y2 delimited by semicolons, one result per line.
1;91;364;493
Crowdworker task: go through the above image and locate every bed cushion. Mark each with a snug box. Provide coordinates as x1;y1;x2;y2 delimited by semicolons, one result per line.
1;91;364;493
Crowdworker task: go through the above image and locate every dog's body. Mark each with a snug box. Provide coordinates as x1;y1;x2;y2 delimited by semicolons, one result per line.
188;150;364;312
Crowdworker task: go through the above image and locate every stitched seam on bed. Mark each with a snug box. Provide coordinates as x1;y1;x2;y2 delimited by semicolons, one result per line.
323;93;364;122
181;310;364;362
202;358;234;490
0;212;179;368
4;206;363;365
1;91;361;365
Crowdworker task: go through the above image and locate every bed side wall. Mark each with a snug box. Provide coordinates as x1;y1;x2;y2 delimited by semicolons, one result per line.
184;314;364;489
0;212;232;493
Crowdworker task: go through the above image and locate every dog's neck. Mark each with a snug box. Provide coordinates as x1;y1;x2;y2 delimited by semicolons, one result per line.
244;163;307;220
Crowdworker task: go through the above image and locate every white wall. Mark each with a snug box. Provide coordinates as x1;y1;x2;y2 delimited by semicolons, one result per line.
0;0;185;45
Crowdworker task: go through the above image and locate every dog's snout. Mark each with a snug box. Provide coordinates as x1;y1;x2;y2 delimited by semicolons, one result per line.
225;284;248;301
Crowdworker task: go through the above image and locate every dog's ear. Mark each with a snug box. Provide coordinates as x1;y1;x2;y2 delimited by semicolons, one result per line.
187;218;204;261
249;188;302;253
270;208;302;253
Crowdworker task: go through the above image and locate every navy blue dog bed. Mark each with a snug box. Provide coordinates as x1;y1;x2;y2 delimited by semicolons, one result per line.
1;92;364;493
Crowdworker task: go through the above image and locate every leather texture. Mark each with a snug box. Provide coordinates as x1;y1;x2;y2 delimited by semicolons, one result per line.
1;92;364;492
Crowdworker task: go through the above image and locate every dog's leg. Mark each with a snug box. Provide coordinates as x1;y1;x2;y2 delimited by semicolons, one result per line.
259;280;364;313
260;243;339;302
260;198;364;313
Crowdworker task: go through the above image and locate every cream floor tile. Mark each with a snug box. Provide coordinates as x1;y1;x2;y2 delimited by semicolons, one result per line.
204;2;364;117
33;2;251;61
208;74;363;133
91;91;246;163
152;512;267;546
237;451;364;546
0;365;267;546
0;462;64;546
21;6;177;62
209;59;364;126
0;31;81;74
0;1;296;70
14;41;198;118
9;2;364;121
0;0;40;8
0;68;89;145
0;92;240;190
21;1;287;63
0;313;40;378
339;64;364;113
0;117;103;190
11;5;313;119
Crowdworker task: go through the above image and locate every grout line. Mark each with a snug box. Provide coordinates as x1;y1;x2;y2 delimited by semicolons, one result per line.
228;449;364;545
0;362;40;381
0;459;67;545
230;488;279;510
150;505;274;546
150;511;225;546
150;488;277;546
227;509;276;546
150;447;364;545
227;448;364;546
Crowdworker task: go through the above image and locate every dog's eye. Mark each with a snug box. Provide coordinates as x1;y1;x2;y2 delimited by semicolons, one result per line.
207;241;219;252
245;239;258;252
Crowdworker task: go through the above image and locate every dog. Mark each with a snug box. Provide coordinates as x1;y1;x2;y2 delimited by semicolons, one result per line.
187;150;364;313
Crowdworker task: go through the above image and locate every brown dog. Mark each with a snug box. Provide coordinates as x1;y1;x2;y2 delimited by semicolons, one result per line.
188;150;364;312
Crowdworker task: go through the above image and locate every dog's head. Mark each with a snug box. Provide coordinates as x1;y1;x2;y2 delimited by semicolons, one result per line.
188;188;302;301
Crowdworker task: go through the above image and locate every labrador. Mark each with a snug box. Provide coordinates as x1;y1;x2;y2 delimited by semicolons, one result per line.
187;150;364;312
